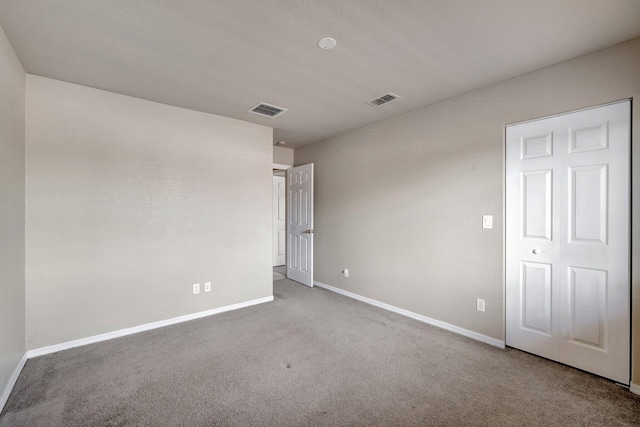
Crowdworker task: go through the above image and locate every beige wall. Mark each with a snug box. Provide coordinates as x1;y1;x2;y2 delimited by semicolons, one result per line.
273;146;294;166
0;25;25;398
26;76;273;349
295;39;640;385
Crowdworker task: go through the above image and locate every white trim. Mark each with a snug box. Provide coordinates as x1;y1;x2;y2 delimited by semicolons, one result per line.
314;281;505;349
26;296;274;358
505;98;632;128
502;124;508;345
630;382;640;396
273;163;292;170
0;352;28;413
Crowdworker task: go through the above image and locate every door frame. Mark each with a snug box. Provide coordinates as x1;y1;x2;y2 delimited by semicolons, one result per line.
272;173;286;267
273;163;292;275
273;163;293;171
502;98;633;383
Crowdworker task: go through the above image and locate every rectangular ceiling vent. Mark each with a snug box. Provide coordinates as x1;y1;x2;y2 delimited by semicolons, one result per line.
248;102;289;119
367;93;400;106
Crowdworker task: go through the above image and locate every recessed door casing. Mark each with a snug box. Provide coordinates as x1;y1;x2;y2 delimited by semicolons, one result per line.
505;101;630;384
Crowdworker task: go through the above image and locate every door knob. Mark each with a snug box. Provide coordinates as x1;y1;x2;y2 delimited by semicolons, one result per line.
532;249;539;254
304;229;315;234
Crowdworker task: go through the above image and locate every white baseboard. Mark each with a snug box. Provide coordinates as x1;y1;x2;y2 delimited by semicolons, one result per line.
26;296;274;358
314;281;505;349
0;352;28;413
630;382;640;396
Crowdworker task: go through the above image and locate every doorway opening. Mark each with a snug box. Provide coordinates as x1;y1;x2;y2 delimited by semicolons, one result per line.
272;163;315;287
273;168;288;281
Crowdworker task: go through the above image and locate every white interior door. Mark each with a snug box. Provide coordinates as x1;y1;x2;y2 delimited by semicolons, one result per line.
287;164;314;287
273;175;286;266
506;100;630;384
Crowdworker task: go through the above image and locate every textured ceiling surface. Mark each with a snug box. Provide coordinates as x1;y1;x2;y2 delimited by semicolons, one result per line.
1;0;639;147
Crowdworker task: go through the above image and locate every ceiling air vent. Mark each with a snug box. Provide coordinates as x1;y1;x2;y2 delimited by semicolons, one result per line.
248;102;289;119
367;93;400;106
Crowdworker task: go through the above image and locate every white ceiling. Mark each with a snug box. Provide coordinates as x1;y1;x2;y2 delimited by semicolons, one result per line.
1;1;639;148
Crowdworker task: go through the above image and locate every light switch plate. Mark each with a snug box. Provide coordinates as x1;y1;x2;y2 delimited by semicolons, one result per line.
482;215;493;229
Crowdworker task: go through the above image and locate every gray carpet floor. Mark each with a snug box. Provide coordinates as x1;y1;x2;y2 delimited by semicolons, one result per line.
2;278;640;426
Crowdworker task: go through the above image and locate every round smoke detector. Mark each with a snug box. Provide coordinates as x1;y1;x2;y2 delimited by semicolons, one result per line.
318;37;337;50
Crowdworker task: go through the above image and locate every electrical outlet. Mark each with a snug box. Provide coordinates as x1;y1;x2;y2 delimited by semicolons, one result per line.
343;268;349;278
476;298;485;312
193;283;200;294
205;282;211;292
